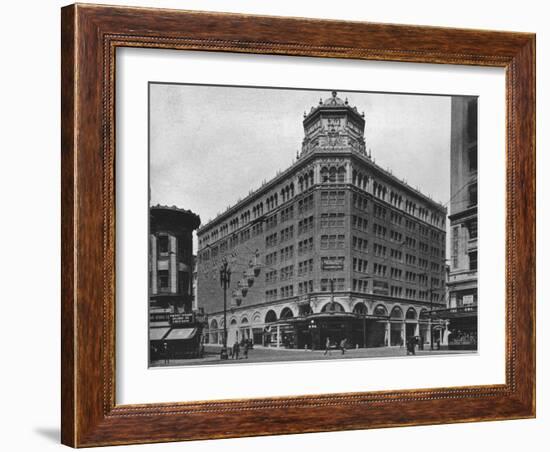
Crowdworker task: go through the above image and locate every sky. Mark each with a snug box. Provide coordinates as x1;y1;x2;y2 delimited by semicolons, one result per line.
149;84;452;233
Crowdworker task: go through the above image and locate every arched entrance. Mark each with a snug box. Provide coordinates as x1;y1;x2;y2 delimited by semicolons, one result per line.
352;303;368;347
264;310;278;346
390;306;404;346
405;307;418;341
210;319;219;344
419;309;430;348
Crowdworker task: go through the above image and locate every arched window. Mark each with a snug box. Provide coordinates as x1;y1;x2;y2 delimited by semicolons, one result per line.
321;301;345;312
406;307;418;320
374;304;388;317
265;310;277;323
353;303;367;315
321;167;329;183
329;167;337;183
337;166;346;183
280;307;294;319
390;306;404;319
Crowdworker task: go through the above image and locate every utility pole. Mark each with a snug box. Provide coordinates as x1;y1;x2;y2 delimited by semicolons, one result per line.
219;258;231;360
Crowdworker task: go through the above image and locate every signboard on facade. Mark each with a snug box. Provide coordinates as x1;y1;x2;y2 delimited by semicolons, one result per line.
169;313;194;325
462;294;474;305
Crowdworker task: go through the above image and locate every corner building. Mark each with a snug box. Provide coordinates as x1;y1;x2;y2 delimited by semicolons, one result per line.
197;92;447;350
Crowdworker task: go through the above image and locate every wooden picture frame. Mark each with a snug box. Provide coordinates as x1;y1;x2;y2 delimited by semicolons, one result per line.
61;3;535;447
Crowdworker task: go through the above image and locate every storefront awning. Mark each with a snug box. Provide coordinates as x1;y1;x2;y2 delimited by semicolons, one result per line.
149;327;170;341
164;328;198;341
430;306;478;320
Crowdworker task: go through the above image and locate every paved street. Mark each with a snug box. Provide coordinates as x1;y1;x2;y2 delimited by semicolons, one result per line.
151;345;474;367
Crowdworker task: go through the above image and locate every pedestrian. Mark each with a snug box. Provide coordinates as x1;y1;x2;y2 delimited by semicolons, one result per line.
163;342;169;364
324;337;331;355
233;340;240;360
340;338;347;355
243;340;249;359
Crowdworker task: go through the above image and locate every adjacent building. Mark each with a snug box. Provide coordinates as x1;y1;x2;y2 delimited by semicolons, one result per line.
149;205;204;360
436;96;478;350
197;92;448;350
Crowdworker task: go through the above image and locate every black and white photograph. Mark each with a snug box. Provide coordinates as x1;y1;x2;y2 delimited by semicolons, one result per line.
147;83;478;367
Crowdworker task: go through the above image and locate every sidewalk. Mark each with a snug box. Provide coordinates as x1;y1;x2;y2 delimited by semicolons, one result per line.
151;345;473;367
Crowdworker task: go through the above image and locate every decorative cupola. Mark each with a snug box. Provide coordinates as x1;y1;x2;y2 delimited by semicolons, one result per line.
300;91;366;158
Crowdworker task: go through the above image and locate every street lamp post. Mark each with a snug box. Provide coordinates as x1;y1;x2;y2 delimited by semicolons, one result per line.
357;275;374;349
219;258;231;360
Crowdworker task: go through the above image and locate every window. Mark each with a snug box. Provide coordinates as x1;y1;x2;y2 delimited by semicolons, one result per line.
298;237;314;255
352;215;368;231
373;243;387;257
266;233;278;248
320;278;345;292
390;211;403;225
265;251;277;266
353;279;369;293
469;251;478;271
467;218;478;239
298;216;314;234
298;259;314;276
320;234;345;249
281;285;294;298
468;146;478;172
298;194;314;213
280;205;294;222
157;235;169;254
266;215;278;230
280;245;294;262
390;230;403;243
373;223;387;238
280;265;294;281
390;286;403;297
321;190;345;206
265;289;278;301
265;270;277;284
352;257;368;273
373;263;387;277
467;98;478;142
468;183;478;207
298;280;314;295
352;236;368;253
240;228;250;243
280;225;294;242
390;248;402;261
322;212;345;228
158;270;169;289
373;203;386;219
390;267;402;280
